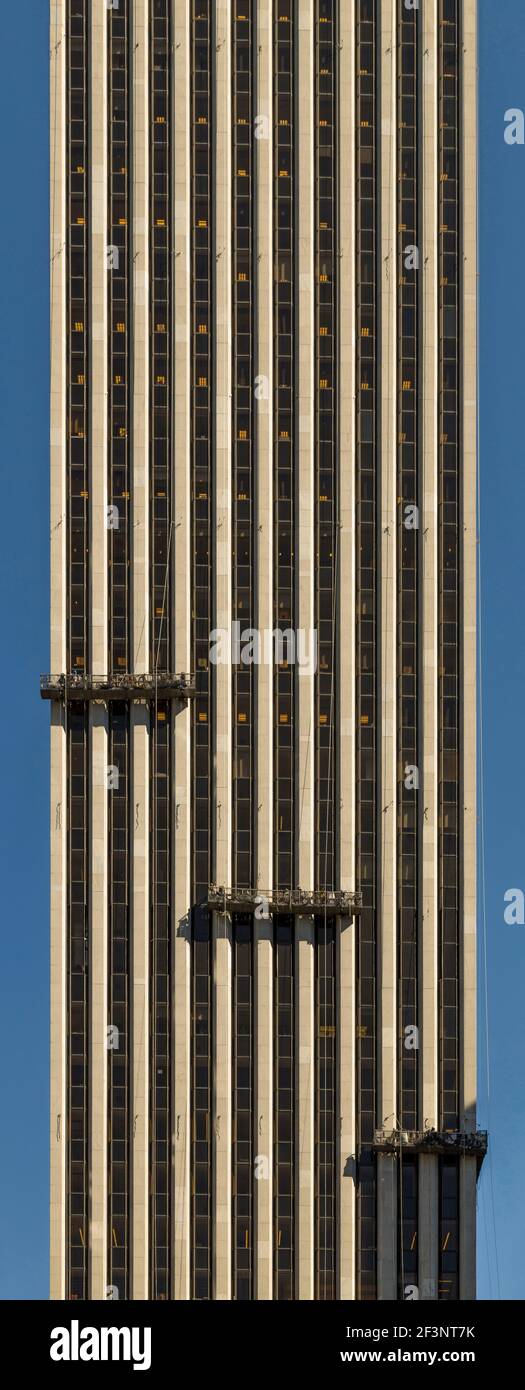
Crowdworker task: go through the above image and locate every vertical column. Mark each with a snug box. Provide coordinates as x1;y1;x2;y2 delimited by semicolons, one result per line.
296;0;315;1303
89;6;109;1300
213;0;233;1301
419;0;439;1301
131;0;150;1299
460;0;478;1304
460;0;477;1140
255;0;274;1302
172;0;192;1303
377;0;397;1301
338;0;357;1303
50;0;67;1302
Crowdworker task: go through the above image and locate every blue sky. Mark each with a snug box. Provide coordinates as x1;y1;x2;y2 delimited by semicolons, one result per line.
0;1;523;1300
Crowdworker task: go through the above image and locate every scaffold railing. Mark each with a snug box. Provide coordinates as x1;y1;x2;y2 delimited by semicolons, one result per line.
373;1126;488;1169
206;885;362;917
40;672;196;703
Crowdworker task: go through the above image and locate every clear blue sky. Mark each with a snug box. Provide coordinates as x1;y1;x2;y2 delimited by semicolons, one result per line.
0;1;523;1301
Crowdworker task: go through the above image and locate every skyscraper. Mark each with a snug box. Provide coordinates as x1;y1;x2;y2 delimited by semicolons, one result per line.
47;0;485;1302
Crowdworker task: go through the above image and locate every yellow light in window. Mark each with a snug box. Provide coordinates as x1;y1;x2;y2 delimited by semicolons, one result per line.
156;324;166;333
198;219;207;228
320;714;328;725
361;327;369;337
156;375;165;385
279;713;288;724
156;218;165;227
238;429;247;440
198;377;207;387
118;427;126;438
76;217;85;225
320;327;328;336
198;324;207;334
402;380;412;391
156;116;166;124
319;273;328;282
320;378;329;389
237;168;247;177
238;713;247;723
279;170;288;178
157;710;166;721
77;374;84;385
119;218;126;226
198;712;207;722
238;272;247;281
116;322;125;333
74;322;84;332
361;382;369;391
360;714;369;725
280;431;289;440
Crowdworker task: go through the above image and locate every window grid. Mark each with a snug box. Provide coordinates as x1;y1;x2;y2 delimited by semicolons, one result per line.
355;0;378;1302
67;709;89;1299
396;1;419;1145
107;707;130;1297
106;0;131;1302
67;0;89;673
273;0;295;891
315;0;337;895
398;1156;418;1299
232;916;254;1300
191;1;213;1300
315;920;337;1300
150;0;172;673
232;3;255;891
439;1157;459;1300
191;0;213;903
191;913;212;1300
149;701;171;1298
438;0;461;1137
108;0;131;672
314;0;338;1305
66;0;89;1301
149;0;173;1300
273;918;294;1299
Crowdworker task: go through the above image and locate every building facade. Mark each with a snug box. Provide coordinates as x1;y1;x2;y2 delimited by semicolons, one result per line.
48;0;483;1301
